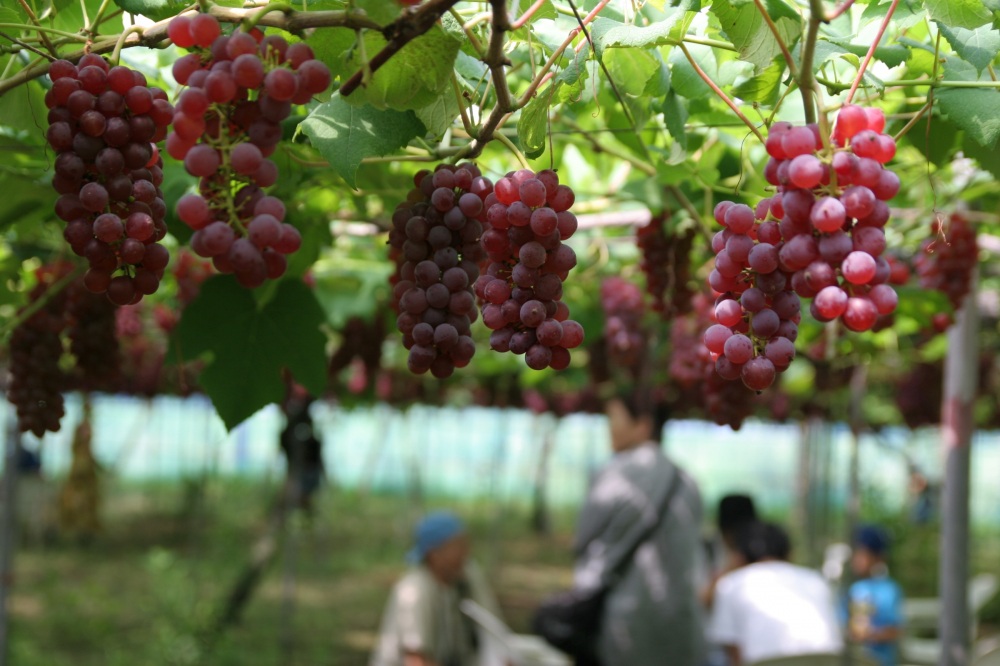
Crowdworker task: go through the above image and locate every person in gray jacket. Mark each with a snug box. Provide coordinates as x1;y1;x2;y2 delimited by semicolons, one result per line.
573;391;706;666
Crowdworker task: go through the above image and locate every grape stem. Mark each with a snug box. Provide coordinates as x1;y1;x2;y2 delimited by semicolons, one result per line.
798;0;823;125
15;0;58;57
339;0;464;96
0;31;56;61
826;0;856;21
0;265;85;341
0;6;380;98
678;42;764;143
893;98;933;142
243;2;295;31
752;0;797;79
845;0;899;104
111;24;143;66
494;132;530;170
511;0;550;30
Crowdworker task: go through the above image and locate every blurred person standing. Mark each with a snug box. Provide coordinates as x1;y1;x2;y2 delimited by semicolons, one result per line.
569;391;705;666
371;511;501;666
709;521;843;665
845;525;903;666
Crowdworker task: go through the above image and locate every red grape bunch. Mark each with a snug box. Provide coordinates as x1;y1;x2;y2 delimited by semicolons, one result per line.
600;277;647;369
66;279;121;392
474;168;584;370
704;201;802;391
167;13;331;287
704;104;902;390
46;55;173;305
636;212;696;317
915;212;978;314
6;263;74;436
388;163;490;378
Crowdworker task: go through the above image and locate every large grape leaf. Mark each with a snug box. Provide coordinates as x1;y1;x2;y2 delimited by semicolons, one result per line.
341;26;462;111
589;5;693;58
710;0;802;72
937;24;1000;73
517;86;556;160
171;276;327;430
936;88;1000;149
731;60;782;105
924;0;992;30
300;94;425;188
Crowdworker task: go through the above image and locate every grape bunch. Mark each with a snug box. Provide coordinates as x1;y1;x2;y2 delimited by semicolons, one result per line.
6;263;73;436
704;105;901;390
46;55;173;305
167;13;331;287
474;168;584;370
387;164;489;378
915;212;978;312
600;277;647;369
636;213;696;317
66;279;121;392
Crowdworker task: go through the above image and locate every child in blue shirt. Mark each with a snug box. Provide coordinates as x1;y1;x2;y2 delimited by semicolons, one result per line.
847;525;904;666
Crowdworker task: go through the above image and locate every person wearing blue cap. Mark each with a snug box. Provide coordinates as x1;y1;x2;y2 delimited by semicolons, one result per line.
846;525;903;666
370;511;501;666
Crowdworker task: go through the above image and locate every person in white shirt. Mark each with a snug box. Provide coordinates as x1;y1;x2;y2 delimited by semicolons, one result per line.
709;521;843;665
371;511;501;666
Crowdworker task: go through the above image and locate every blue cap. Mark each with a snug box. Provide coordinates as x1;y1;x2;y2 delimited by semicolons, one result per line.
855;524;890;555
406;511;465;564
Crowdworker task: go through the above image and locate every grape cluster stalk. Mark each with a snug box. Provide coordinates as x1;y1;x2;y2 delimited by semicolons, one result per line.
474;168;584;370
705;105;901;391
388;163;489;378
46;55;173;304
636;212;695;317
915;212;978;320
167;13;331;287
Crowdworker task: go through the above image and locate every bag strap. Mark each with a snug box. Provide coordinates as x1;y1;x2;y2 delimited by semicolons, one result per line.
609;463;685;579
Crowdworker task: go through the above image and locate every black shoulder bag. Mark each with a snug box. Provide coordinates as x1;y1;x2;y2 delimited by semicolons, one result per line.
531;469;685;666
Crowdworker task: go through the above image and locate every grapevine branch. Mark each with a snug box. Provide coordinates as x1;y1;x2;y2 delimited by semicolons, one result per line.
0;6;380;98
845;0;899;104
15;0;58;57
339;0;464;97
826;0;856;21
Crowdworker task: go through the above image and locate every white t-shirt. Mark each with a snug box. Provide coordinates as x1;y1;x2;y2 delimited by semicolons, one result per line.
709;560;843;664
370;562;498;666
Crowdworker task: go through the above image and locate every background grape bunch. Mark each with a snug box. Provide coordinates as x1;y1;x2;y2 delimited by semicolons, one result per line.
599;277;647;370
474;168;584;370
46;55;173;305
705;105;901;391
915;212;978;317
167;13;331;288
388;163;489;378
636;212;695;317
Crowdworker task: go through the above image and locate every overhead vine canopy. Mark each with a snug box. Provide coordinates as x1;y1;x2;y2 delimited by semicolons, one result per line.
2;0;1000;431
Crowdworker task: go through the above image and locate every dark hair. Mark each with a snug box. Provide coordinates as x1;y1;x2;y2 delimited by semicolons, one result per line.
609;389;670;442
733;521;791;563
854;524;890;556
717;494;757;535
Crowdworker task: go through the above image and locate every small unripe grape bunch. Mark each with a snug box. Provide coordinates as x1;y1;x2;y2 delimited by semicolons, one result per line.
915;212;978;318
474;168;584;371
45;55;174;305
756;104;901;334
387;163;492;379
167;12;332;288
705;201;801;392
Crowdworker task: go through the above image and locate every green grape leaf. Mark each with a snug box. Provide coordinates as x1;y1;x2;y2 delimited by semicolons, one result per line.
925;0;992;30
936;88;1000;148
822;37;910;68
604;47;659;96
517;85;556;160
937;24;1000;73
309;25;359;83
906;115;960;168
731;60;783;105
710;0;802;72
661;91;688;151
112;0;187;21
589;6;691;57
414;93;461;137
300;94;426;188
342;26;462;111
667;44;716;99
172;277;327;430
